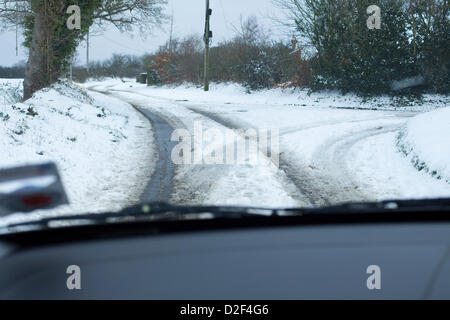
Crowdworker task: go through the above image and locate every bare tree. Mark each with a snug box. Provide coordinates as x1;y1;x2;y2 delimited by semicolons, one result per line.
231;15;269;46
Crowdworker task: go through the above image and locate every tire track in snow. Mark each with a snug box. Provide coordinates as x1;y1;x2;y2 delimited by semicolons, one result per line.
308;124;404;205
133;106;176;203
280;116;405;136
89;88;244;205
88;88;177;203
187;107;318;206
188;108;408;206
89;86;411;207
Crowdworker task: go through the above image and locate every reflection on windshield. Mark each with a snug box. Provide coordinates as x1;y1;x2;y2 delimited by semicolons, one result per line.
0;175;56;194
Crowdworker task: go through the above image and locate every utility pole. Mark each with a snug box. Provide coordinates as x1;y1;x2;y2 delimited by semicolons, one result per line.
169;8;174;52
86;30;90;74
15;23;18;56
15;1;18;56
69;54;74;81
204;0;212;91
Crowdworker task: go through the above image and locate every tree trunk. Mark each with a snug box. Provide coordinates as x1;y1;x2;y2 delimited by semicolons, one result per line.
23;5;55;101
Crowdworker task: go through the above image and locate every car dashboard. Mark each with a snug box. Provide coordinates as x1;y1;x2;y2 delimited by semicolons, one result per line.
1;220;450;299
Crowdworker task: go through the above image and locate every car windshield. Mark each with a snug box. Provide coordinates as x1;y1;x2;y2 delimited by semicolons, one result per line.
0;0;449;229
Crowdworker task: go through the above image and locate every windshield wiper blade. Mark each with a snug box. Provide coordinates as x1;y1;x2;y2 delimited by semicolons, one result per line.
281;198;450;215
2;198;450;235
1;202;277;232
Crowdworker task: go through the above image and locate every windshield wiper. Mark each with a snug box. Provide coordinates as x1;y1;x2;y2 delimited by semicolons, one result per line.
0;202;277;233
282;198;450;215
2;198;450;235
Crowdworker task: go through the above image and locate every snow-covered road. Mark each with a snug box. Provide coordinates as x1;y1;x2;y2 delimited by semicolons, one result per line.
85;80;450;208
186;107;405;206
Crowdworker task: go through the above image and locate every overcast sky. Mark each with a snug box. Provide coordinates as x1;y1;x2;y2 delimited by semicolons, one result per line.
0;0;288;67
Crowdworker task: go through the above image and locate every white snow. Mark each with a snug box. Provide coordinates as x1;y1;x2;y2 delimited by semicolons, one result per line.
351;132;450;200
0;80;155;226
0;79;23;105
87;78;449;112
397;107;450;184
1;76;448;226
85;84;301;208
84;78;450;206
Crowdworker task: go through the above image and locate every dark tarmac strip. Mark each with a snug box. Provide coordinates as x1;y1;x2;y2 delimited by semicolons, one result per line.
132;106;177;203
88;86;177;203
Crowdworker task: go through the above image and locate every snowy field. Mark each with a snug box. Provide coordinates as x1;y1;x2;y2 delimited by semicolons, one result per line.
0;79;155;226
85;79;450;207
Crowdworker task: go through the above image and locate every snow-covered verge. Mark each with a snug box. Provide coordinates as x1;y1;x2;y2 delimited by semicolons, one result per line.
0;80;155;227
85;78;449;112
397;107;450;184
